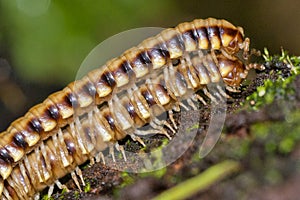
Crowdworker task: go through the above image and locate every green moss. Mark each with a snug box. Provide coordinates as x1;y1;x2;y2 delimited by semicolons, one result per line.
252;110;300;155
279;137;295;154
84;181;91;193
74;191;80;199
186;124;199;133
265;167;283;185
140;166;167;179
245;48;300;110
224;137;252;160
42;195;54;200
139;139;168;178
119;138;169;189
55;188;67;200
42;188;69;200
254;123;270;139
120;172;135;188
265;141;277;153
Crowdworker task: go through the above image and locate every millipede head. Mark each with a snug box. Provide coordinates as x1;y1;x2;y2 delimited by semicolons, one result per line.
221;25;246;56
217;55;247;87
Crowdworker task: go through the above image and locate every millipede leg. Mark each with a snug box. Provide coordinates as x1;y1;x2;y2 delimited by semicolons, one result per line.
135;129;171;140
115;143;127;161
55;130;71;167
250;48;261;56
75;118;91;154
135;129;157;136
214;91;224;102
168;110;177;129
95;152;105;164
89;156;95;165
14;171;31;199
210;50;219;65
220;49;237;61
47;185;54;199
2;188;11;200
216;85;230;99
34;148;44;183
193;94;207;105
130;134;146;147
179;102;189;111
149;121;172;139
153;117;176;133
70;122;88;155
159;129;171;140
34;193;40;200
88;111;98;147
109;145;116;162
241;37;250;59
246;63;265;71
19;162;31;195
226;86;240;93
71;171;82;192
55;180;69;192
173;103;181;112
239;70;248;79
76;166;85;186
40;143;52;182
9;172;26;199
203;87;217;103
149;121;164;131
187;98;197;110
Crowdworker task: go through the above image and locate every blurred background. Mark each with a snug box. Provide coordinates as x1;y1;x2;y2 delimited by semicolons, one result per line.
0;0;299;130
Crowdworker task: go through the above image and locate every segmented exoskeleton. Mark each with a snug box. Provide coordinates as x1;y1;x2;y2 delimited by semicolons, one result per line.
2;52;258;200
0;18;263;199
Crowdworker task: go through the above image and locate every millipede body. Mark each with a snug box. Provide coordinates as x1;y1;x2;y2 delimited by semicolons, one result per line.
0;18;263;199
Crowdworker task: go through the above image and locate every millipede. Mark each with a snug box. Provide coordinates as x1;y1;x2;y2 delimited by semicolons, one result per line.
0;18;264;199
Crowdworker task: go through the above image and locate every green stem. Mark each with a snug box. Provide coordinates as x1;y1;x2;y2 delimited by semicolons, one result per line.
152;160;241;200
